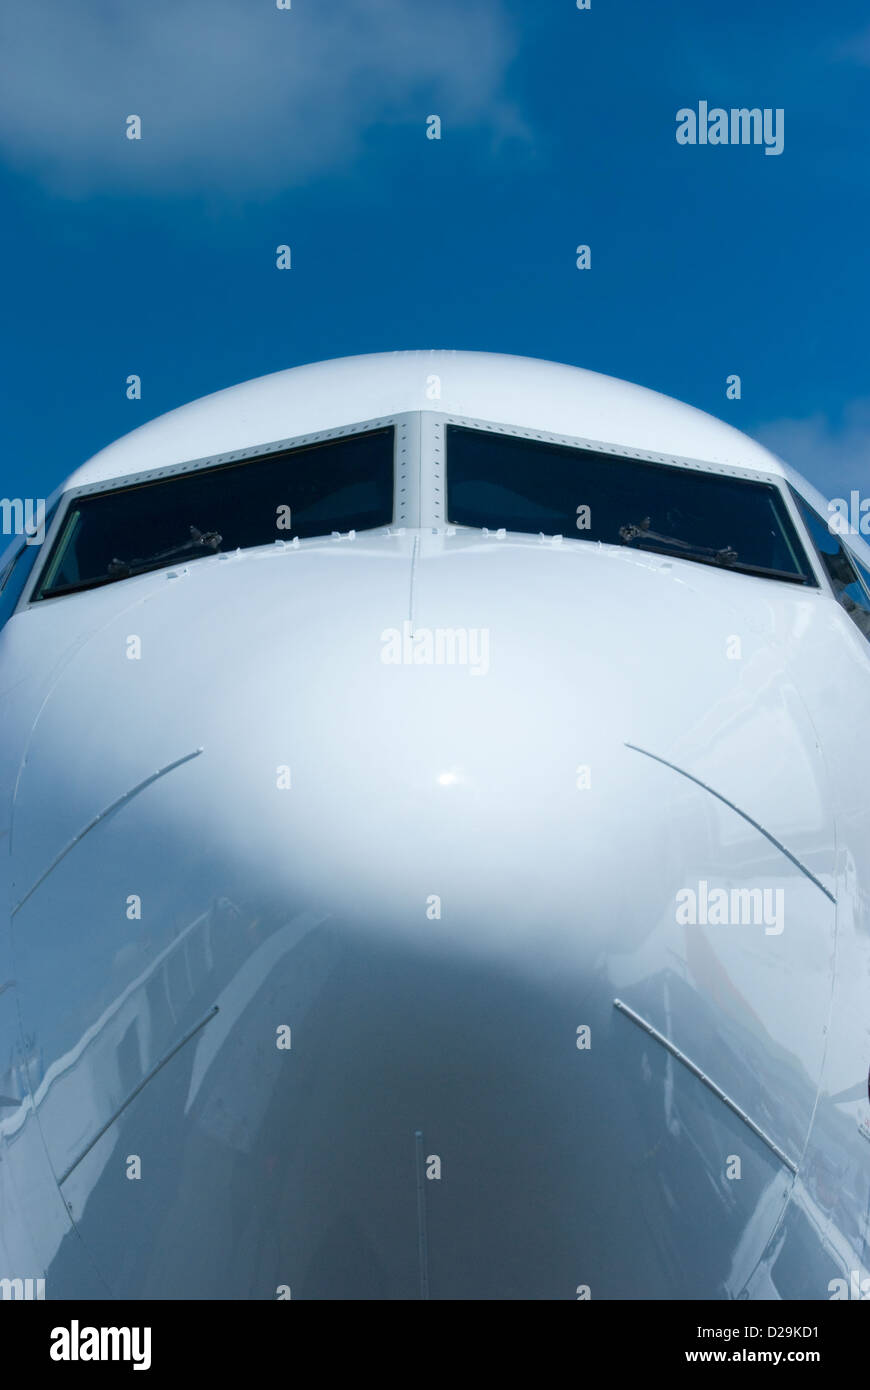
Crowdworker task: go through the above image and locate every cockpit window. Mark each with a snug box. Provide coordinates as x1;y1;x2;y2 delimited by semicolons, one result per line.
0;542;40;631
0;500;60;631
33;428;394;600
447;425;815;585
790;489;870;640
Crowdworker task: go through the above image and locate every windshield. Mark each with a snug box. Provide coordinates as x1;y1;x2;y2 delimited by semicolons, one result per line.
34;427;395;600
0;499;61;630
790;488;870;640
446;425;815;585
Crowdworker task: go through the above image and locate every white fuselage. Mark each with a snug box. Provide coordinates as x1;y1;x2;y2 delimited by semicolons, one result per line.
1;352;869;1300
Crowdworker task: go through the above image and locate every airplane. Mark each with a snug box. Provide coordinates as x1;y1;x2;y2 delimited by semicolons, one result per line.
1;348;869;1300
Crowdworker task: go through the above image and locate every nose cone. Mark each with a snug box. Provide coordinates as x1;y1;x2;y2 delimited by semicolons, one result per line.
9;534;835;1297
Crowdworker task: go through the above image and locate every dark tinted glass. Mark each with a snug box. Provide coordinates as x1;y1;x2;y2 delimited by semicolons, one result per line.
790;489;870;640
447;426;814;584
0;501;60;630
35;428;394;600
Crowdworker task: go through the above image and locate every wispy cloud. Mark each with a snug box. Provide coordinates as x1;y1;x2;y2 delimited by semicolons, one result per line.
835;22;870;65
0;0;523;195
753;400;870;500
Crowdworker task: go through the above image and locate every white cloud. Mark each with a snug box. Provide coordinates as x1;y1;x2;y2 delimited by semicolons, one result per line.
753;400;870;500
0;0;523;195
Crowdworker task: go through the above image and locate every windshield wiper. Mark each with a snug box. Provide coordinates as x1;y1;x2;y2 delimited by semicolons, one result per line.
40;526;223;599
617;518;809;583
618;517;738;566
107;526;223;579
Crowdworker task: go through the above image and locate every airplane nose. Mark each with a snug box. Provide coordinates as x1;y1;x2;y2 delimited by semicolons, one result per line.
9;535;835;1298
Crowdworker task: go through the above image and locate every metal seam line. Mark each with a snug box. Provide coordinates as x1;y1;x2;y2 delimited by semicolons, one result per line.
613;998;799;1175
58;1005;219;1186
625;742;835;904
12;748;204;917
408;533;420;631
414;1130;431;1301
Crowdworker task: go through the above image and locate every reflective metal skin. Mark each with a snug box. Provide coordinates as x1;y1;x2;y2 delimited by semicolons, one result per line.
1;352;869;1300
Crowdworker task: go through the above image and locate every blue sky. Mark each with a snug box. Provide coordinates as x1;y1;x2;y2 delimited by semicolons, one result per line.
2;0;869;505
